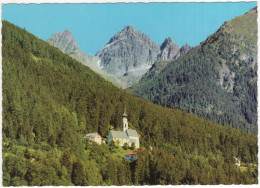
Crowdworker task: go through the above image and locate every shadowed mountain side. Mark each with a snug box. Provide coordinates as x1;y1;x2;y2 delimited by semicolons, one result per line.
129;7;258;135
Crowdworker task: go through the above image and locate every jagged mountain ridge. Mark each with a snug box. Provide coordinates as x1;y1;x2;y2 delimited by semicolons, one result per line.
143;43;192;81
131;43;192;85
129;7;258;135
48;26;191;89
96;27;192;88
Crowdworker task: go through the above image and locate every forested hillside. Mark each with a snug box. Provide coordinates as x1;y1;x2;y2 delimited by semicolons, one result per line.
2;21;258;186
129;7;258;135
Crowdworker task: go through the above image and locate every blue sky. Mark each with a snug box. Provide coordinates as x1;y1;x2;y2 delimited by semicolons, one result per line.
2;2;257;55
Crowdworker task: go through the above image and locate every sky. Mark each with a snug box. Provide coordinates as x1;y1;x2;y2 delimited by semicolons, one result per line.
2;2;257;55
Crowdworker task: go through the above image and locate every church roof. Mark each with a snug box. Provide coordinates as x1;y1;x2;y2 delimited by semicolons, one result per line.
110;130;129;139
126;129;139;137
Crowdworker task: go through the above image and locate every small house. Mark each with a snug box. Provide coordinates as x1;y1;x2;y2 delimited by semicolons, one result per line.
83;133;102;145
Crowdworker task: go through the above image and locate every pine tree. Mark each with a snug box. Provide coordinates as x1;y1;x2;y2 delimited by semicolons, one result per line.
71;160;84;186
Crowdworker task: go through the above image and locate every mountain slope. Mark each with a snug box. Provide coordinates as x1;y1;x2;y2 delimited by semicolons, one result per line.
129;7;258;135
47;29;99;66
2;21;257;186
96;25;160;88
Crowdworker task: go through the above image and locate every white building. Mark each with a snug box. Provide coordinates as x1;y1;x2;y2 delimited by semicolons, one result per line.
83;133;102;145
108;109;140;148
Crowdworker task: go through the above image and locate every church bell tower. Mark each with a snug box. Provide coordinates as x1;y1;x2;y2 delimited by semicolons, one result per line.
121;108;128;132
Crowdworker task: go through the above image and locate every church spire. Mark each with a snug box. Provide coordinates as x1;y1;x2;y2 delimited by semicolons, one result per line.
121;108;128;132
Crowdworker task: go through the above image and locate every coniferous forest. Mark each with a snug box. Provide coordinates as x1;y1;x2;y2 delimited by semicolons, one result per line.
2;21;258;186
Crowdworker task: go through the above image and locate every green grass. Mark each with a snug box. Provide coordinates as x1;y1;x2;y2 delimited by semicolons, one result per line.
228;11;257;45
30;53;39;62
239;166;257;173
239;166;248;172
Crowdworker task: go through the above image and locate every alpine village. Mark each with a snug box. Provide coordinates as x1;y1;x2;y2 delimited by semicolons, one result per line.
2;4;258;186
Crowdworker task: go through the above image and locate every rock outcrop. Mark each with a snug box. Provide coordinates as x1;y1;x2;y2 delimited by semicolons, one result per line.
48;30;78;54
158;38;192;62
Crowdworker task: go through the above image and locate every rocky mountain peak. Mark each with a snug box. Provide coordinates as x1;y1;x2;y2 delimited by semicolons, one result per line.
120;25;141;36
50;30;74;43
63;29;72;34
96;25;160;88
180;43;192;54
173;43;192;60
160;37;174;50
106;25;142;45
159;37;180;61
123;25;135;32
47;29;78;54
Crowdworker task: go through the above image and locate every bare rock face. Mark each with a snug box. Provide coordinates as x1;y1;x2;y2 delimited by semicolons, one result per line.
48;30;78;54
96;25;160;87
219;64;235;93
133;42;192;89
158;37;180;61
174;44;192;60
158;38;192;61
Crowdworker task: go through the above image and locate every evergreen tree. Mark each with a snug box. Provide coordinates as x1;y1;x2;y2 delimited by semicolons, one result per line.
71;160;84;186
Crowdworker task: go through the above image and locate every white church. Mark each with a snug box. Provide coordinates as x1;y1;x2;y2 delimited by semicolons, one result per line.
107;109;140;148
